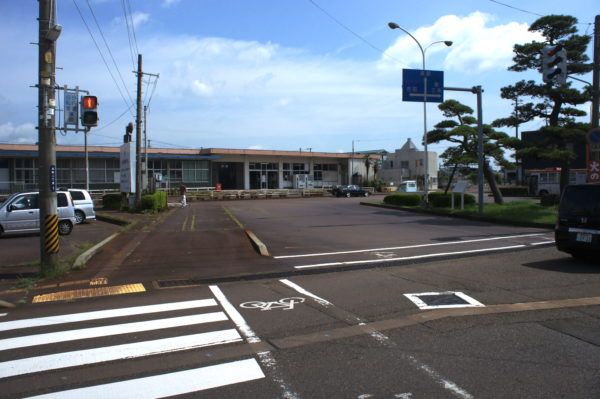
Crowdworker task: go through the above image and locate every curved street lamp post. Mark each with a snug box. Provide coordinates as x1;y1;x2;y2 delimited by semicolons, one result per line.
388;22;452;201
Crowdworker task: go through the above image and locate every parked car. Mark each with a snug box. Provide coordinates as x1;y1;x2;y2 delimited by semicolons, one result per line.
66;188;96;224
555;184;600;258
0;191;76;237
332;185;370;197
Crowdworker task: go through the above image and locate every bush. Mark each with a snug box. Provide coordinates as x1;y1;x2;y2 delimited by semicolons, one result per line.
140;191;167;212
540;194;560;207
499;186;529;196
383;193;421;206
102;193;122;210
428;191;476;208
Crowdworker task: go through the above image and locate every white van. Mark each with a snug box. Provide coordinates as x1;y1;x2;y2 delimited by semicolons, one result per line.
399;180;417;193
0;191;76;237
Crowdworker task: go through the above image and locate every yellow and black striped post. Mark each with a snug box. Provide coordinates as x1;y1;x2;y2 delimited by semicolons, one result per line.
44;214;60;254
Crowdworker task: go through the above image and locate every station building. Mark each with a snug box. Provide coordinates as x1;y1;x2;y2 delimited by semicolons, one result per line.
0;143;376;193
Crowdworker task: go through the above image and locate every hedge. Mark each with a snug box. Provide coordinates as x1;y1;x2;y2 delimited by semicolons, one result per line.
102;193;122;210
427;191;476;208
383;193;421;207
499;186;529;196
140;191;167;212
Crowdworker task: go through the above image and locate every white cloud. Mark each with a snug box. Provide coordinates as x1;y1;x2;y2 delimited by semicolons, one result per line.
131;12;150;29
162;0;181;8
248;145;264;150
379;12;544;73
0;123;37;144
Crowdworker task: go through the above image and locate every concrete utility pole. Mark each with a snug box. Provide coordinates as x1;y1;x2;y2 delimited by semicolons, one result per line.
38;0;61;270
135;54;143;204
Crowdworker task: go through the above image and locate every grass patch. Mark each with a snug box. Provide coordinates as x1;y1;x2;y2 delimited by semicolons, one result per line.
445;200;557;224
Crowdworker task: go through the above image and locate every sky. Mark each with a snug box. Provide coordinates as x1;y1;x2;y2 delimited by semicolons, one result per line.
0;0;597;161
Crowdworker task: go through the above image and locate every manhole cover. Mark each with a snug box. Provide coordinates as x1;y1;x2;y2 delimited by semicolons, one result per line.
404;291;484;310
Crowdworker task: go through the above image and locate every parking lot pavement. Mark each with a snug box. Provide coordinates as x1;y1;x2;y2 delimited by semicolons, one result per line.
0;210;156;300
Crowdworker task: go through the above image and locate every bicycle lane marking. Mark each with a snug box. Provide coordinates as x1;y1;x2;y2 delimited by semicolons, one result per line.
209;285;300;399
278;279;475;399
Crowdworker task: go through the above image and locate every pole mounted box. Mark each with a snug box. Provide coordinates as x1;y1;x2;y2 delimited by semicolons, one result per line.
81;95;98;127
542;45;567;85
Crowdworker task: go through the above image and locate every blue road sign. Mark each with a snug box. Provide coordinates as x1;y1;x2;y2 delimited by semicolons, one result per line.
402;69;444;103
588;128;600;144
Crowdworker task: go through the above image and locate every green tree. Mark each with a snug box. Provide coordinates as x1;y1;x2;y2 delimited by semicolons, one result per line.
364;154;372;185
493;15;592;192
428;100;517;204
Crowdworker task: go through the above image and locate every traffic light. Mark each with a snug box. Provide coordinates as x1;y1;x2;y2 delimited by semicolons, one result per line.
81;95;98;127
542;45;567;85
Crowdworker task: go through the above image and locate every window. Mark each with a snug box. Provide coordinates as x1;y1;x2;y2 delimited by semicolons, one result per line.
182;160;209;183
400;161;409;169
293;163;308;174
314;171;322;181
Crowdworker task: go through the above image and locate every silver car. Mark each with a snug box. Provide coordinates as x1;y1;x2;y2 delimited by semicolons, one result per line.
67;189;96;224
0;191;76;237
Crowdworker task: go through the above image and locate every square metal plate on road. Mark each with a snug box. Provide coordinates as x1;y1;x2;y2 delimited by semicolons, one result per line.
404;291;484;310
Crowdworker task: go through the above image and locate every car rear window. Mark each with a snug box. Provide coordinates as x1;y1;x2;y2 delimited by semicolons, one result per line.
559;186;600;216
57;193;68;207
70;191;85;200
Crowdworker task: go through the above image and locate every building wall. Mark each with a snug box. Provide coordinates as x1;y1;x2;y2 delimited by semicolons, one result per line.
378;142;438;190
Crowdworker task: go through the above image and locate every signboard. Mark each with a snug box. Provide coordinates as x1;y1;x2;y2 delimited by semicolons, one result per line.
588;160;600;183
64;91;79;126
402;69;444;103
120;142;136;193
49;165;56;192
588;128;600;144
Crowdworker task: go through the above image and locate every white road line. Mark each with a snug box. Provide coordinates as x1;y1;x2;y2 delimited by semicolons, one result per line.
0;312;227;351
290;282;474;398
294;245;526;269
275;233;545;259
209;285;300;399
0;299;218;332
279;279;332;307
530;241;555;246
23;358;265;399
0;329;241;379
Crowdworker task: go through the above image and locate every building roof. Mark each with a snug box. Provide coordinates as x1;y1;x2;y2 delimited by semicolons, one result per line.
400;138;419;152
0;143;376;160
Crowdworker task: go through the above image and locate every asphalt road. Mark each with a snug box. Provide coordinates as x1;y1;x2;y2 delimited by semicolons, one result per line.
1;198;599;398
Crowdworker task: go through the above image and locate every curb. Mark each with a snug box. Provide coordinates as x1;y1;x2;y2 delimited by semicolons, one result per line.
245;230;270;256
72;232;120;269
95;213;132;226
360;202;554;230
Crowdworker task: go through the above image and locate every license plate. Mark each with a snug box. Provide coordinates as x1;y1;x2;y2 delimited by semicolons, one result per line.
576;232;593;243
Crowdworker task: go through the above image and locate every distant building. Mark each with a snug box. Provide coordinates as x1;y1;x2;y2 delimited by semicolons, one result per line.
377;138;438;190
0;143;379;193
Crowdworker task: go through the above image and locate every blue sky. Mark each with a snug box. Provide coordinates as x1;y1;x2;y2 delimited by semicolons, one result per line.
0;0;596;160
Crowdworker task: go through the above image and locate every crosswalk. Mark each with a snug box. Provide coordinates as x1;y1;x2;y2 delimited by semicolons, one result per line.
0;297;267;398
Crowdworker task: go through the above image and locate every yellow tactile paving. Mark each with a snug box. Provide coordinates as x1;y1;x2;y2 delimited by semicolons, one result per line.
32;283;146;303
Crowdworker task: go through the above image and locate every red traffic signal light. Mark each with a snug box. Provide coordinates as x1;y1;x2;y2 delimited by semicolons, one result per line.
81;95;98;127
82;96;97;109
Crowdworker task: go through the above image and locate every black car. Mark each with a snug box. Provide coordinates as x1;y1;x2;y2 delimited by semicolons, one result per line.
555;184;600;258
332;185;370;198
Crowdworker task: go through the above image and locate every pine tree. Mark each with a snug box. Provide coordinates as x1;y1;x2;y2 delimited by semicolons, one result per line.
493;15;593;192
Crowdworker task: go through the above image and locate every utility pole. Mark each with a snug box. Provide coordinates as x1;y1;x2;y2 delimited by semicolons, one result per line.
592;15;599;131
134;55;159;203
38;0;61;271
135;54;143;204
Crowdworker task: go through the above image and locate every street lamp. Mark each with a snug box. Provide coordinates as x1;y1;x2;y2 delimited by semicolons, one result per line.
388;22;452;201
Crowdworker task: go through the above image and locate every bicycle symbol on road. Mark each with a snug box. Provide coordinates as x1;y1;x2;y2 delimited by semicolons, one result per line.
240;297;306;311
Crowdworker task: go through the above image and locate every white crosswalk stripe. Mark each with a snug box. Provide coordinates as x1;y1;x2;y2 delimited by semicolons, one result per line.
0;297;265;397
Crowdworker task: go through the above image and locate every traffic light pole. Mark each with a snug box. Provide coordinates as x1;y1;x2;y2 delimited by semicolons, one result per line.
444;85;485;217
38;0;60;271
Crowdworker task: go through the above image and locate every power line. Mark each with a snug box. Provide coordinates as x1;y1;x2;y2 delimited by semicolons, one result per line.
85;0;136;114
489;0;593;27
125;0;140;54
92;103;135;133
121;0;137;70
306;0;408;67
71;0;135;115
